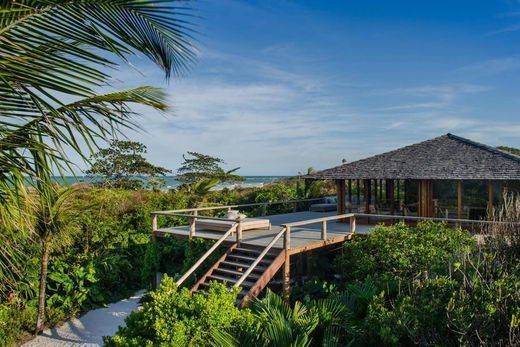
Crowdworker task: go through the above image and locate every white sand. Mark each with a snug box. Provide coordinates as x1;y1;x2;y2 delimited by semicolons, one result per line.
23;290;144;347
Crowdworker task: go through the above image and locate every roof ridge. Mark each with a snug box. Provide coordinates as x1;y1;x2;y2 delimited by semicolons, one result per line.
446;133;520;163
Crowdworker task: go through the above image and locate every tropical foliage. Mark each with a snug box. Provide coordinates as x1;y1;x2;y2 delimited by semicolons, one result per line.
0;178;325;344
0;0;196;184
1;0;197;335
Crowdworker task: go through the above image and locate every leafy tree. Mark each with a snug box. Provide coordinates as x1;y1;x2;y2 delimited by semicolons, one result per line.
86;140;171;189
176;152;245;184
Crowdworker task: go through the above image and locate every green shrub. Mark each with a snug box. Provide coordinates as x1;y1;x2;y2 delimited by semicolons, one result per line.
46;256;98;323
141;243;160;287
104;276;252;346
335;221;475;284
333;221;519;346
0;300;37;346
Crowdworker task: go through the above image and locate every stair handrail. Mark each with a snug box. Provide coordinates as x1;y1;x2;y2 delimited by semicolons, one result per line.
234;227;287;288
176;223;237;287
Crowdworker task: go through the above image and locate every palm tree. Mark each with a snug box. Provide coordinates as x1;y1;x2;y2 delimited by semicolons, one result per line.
1;0;196;181
1;0;197;332
31;150;76;333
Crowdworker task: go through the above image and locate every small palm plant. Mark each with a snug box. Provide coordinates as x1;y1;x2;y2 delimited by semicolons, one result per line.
31;150;77;333
212;289;354;347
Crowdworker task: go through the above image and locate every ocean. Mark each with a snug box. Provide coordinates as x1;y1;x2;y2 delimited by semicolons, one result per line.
53;176;288;190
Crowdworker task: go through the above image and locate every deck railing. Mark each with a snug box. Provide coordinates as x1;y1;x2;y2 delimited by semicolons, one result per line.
153;198;322;215
151;198;323;240
353;213;516;230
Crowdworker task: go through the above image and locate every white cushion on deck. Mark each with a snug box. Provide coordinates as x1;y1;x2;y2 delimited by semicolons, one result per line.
196;218;271;232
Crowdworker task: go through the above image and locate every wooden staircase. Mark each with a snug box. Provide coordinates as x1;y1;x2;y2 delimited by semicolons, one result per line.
191;244;285;307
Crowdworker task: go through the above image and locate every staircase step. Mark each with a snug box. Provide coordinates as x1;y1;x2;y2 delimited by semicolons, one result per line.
221;260;267;271
207;274;255;287
235;248;277;258
214;267;260;279
208;274;238;283
234;247;277;258
228;254;272;263
235;247;261;254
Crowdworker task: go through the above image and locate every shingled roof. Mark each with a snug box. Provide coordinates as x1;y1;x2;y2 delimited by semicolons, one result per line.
308;134;520;180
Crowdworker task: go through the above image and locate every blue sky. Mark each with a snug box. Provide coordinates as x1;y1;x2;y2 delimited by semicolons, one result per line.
92;0;520;175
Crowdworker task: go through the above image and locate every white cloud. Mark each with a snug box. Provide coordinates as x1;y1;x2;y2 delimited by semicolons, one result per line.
456;57;520;76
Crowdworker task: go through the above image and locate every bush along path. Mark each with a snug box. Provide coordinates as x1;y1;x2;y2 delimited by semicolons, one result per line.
23;290;144;347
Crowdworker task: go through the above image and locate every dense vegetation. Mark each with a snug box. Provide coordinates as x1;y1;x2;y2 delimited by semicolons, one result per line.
106;218;519;346
0;180;323;345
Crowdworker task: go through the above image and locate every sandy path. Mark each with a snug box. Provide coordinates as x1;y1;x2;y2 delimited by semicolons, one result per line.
23;290;144;347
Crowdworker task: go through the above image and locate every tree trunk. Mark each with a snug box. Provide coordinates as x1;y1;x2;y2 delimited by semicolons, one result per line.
35;241;49;334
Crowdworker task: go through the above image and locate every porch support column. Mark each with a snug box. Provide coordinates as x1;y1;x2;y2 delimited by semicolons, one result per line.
347;179;353;212
488;181;494;220
457;180;463;220
356;179;361;209
418;180;433;217
364;179;371;214
396;179;400;211
388;179;395;215
336;179;346;215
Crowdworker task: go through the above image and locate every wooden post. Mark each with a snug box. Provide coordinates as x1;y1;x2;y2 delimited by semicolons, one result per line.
283;226;291;303
488;181;494;220
457;180;463;221
321;220;327;240
363;179;371;214
389;179;395;215
348;179;352;212
336;179;346;215
236;220;243;246
374;179;378;203
350;215;356;232
403;180;408;206
151;214;158;290
261;204;267;216
356;179;361;210
417;180;422;217
418;180;433;217
396;179;400;211
189;210;197;239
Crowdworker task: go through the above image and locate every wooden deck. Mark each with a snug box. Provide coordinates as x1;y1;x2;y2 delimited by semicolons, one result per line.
157;211;373;253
